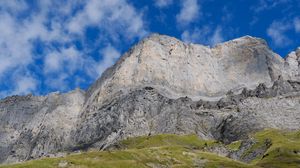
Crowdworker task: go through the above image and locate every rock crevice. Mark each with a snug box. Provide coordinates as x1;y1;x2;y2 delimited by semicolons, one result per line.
0;34;300;164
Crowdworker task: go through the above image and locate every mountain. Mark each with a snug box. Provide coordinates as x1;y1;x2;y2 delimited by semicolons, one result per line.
0;34;300;166
2;130;300;168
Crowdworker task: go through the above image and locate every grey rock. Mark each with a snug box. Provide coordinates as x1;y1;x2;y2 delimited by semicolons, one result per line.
0;34;300;164
73;80;300;149
0;89;85;164
58;160;68;168
86;34;287;105
229;138;272;163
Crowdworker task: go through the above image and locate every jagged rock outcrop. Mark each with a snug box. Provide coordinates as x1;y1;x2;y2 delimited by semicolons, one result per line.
284;47;300;80
73;78;300;148
0;34;300;164
0;89;85;163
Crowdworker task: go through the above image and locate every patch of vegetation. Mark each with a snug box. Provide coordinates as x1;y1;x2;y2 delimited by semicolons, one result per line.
245;129;300;168
0;147;250;168
227;140;242;151
1;131;300;168
119;134;218;150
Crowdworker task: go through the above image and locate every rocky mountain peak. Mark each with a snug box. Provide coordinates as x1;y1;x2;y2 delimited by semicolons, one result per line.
86;34;287;105
1;34;300;165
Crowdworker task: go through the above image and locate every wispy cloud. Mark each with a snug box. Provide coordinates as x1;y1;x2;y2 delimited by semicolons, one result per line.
95;45;121;76
176;0;200;26
0;0;28;13
210;26;224;45
67;0;147;39
294;17;300;33
266;19;297;47
181;26;224;46
0;0;147;97
154;0;173;8
12;75;38;95
252;0;290;13
43;46;83;75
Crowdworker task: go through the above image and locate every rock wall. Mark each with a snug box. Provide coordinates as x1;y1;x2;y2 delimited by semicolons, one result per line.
86;34;287;105
0;89;85;164
0;34;300;164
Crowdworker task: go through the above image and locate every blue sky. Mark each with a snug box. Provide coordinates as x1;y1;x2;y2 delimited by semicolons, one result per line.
0;0;299;97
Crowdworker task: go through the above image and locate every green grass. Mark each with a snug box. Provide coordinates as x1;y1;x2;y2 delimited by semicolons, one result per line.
0;146;249;168
226;140;242;151
120;134;218;150
245;129;300;168
1;130;300;168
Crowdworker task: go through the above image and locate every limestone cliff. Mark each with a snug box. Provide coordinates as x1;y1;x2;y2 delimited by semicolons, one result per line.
87;34;287;103
0;34;300;164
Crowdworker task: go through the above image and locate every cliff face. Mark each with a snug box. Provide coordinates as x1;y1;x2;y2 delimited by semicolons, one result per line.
0;34;300;164
86;35;286;103
0;90;85;163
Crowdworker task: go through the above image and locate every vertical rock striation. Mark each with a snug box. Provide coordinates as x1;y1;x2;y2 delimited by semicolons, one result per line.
0;34;300;164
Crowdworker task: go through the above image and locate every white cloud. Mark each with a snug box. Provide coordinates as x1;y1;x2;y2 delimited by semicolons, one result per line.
176;0;200;26
0;0;147;97
0;13;33;77
0;0;28;13
267;21;292;47
95;45;121;76
294;17;300;33
0;72;39;96
13;75;38;95
181;26;224;46
43;43;121;91
44;46;82;74
252;0;290;13
45;73;69;91
68;0;147;39
44;52;61;73
182;27;209;44
154;0;173;8
0;2;66;95
210;26;224;45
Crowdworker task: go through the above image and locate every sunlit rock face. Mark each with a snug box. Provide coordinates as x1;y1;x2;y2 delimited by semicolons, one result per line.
76;34;300;155
1;34;300;164
284;47;300;80
87;34;286;105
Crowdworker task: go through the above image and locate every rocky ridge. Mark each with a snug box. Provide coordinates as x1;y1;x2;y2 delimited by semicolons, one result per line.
0;34;300;164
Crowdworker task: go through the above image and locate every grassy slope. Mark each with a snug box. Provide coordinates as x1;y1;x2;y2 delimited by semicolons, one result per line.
246;129;300;168
1;130;300;168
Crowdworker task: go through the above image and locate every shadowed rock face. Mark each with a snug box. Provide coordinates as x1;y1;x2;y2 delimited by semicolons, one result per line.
74;78;300;148
0;34;300;164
